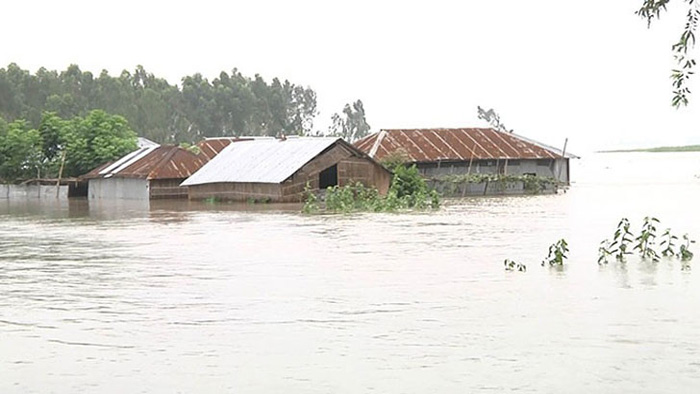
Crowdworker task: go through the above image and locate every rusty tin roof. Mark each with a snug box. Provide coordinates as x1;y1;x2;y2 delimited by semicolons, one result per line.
354;128;577;163
83;145;207;180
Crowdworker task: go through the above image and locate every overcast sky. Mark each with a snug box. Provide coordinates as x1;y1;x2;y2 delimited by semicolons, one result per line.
2;0;698;152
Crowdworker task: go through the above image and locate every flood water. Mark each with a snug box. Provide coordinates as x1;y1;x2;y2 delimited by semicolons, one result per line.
2;152;700;393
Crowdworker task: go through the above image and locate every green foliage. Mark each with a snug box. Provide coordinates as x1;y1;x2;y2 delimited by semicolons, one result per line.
634;216;661;262
660;228;679;256
379;149;410;171
0;63;318;143
599;217;694;270
678;233;695;261
302;182;319;214
0;119;42;181
179;142;201;155
636;1;699;107
542;239;569;267
610;218;634;262
61;110;138;177
0;110;137;181
598;239;614;265
326;100;370;142
504;259;527;272
303;176;440;214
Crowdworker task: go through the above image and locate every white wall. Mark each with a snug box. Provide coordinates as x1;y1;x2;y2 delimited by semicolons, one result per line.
0;184;68;199
88;178;149;200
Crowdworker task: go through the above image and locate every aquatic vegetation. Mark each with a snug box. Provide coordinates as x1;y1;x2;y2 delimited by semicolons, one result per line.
504;259;527;272
634;217;661;262
660;228;678;257
599;217;694;270
542;239;569;267
609;218;634;262
598;239;614;265
599;218;636;265
678;234;695;262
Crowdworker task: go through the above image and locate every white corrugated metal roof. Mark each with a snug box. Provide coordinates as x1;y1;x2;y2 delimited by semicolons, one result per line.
99;146;158;177
181;137;341;185
138;137;159;148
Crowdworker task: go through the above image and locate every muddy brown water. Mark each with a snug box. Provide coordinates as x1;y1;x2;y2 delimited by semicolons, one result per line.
2;153;700;393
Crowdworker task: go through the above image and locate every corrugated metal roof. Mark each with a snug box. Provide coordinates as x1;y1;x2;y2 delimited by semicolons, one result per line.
83;146;207;180
138;137;159;148
354;128;577;162
182;137;341;186
195;137;263;162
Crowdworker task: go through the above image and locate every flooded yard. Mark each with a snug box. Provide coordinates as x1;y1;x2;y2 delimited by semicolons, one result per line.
2;153;700;393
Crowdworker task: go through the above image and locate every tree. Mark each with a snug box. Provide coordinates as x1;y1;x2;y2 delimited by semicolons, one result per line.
0;118;42;181
0;64;319;143
327;100;371;142
637;1;699;107
60;110;138;177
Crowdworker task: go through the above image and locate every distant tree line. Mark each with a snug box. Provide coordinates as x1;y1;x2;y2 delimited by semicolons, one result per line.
0;63;318;143
0;110;137;182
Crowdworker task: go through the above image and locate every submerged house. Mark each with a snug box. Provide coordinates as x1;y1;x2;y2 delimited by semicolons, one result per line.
354;128;577;183
182;137;392;202
83;145;206;200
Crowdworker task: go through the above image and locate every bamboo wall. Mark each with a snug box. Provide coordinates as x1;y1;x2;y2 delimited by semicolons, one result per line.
149;179;189;199
187;182;283;201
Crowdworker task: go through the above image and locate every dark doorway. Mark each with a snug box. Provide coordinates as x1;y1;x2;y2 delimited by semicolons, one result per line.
319;164;338;189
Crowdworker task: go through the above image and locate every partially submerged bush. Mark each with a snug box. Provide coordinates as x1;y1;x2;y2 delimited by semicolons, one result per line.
302;164;440;214
542;239;569;267
598;217;694;269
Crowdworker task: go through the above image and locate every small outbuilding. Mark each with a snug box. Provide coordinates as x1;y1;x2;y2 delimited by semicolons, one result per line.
83;145;206;200
182;137;392;202
354;128;578;183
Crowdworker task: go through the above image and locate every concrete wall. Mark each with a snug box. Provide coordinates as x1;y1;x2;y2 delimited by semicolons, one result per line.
416;158;570;184
427;179;557;197
0;184;69;199
88;178;149;200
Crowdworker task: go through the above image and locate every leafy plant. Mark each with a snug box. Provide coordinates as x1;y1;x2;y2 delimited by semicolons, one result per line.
610;218;634;262
302;182;319;214
598;239;614;265
504;259;527;272
302;165;441;214
677;233;696;261
660;228;678;257
542;239;569;267
634;216;661;262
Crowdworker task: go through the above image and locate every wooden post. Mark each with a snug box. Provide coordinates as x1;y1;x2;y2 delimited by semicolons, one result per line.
557;138;568;182
56;150;67;199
